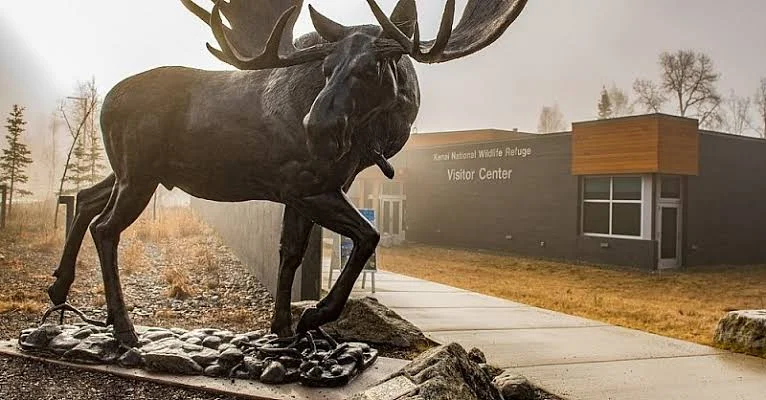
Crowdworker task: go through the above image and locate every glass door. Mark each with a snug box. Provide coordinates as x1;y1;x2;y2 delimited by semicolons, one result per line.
657;203;681;269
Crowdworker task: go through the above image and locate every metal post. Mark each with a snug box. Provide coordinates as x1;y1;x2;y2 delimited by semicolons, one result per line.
0;184;7;229
58;195;75;239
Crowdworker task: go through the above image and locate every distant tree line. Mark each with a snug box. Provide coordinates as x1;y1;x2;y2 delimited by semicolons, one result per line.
539;49;766;137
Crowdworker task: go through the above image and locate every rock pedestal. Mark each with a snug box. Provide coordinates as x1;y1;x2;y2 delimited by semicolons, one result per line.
349;343;503;400
292;297;430;350
714;310;766;357
19;324;377;387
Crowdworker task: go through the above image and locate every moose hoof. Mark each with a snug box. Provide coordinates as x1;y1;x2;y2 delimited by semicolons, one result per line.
114;328;139;348
296;307;324;334
271;324;295;339
47;280;70;306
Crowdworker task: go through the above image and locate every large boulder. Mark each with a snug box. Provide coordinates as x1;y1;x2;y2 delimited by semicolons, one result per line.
350;343;502;400
292;297;430;349
714;310;766;357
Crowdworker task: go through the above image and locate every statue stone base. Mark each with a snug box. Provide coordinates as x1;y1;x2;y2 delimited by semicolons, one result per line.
18;323;377;387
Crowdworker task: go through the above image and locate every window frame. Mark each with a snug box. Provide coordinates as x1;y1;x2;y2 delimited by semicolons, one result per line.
582;176;644;239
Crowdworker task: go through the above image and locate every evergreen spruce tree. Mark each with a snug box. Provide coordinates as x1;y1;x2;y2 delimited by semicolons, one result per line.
597;86;613;119
0;105;33;217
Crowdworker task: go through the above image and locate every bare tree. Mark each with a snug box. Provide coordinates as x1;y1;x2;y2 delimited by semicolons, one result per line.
633;50;722;128
632;79;667;113
755;78;766;137
720;90;752;135
608;84;634;117
55;83;98;226
537;104;567;133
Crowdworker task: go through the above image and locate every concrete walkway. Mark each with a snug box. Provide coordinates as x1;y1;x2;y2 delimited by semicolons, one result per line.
323;268;766;400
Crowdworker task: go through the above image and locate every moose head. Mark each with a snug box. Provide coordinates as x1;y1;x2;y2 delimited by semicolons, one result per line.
183;0;528;177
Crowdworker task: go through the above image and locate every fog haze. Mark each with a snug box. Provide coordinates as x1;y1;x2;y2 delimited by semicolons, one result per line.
1;0;765;194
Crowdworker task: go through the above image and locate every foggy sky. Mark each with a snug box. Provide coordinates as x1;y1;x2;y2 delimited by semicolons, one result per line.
1;0;765;183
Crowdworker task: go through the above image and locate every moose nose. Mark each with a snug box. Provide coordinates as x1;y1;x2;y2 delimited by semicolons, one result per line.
303;113;349;160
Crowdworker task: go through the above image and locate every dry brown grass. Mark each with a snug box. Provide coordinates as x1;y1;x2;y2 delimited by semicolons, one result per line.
194;245;221;289
378;245;766;346
163;266;194;300
0;289;47;314
120;240;147;276
125;207;206;243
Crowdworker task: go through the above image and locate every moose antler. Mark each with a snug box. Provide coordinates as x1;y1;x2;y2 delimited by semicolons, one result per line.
182;0;529;70
181;0;334;70
368;0;529;64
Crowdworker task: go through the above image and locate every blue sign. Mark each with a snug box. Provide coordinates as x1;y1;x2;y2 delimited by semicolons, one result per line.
340;208;377;271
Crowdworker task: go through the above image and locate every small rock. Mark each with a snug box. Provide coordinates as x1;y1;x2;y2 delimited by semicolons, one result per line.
144;330;175;342
189;348;219;368
49;334;80;353
217;343;234;352
230;335;248;347
493;371;536;400
300;360;318;373
468;347;487;364
185;337;202;346
214;330;235;343
202;335;222;350
714;310;766;357
22;325;63;349
244;330;267;340
204;363;226;377
307;366;324;378
139;337;181;353
219;347;244;366
260;361;287;384
143;349;203;375
72;327;93;340
64;334;120;363
330;365;344;376
170;327;188;336
118;348;143;368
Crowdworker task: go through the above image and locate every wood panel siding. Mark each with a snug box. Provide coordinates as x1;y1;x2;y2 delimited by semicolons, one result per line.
658;117;699;175
572;114;699;176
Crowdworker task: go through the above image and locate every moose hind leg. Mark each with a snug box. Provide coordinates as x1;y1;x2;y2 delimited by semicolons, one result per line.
90;180;156;346
49;174;116;305
271;206;315;338
292;191;379;333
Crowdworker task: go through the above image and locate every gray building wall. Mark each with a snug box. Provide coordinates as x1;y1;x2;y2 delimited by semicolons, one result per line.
685;132;766;266
404;134;657;269
190;199;321;301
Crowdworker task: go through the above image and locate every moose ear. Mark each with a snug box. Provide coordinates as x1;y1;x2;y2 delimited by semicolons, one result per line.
309;5;349;42
389;0;417;38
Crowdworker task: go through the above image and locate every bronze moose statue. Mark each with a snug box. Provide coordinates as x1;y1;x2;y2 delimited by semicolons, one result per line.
46;0;529;347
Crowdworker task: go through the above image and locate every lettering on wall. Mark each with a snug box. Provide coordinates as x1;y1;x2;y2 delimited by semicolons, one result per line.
432;145;533;183
432;146;533;162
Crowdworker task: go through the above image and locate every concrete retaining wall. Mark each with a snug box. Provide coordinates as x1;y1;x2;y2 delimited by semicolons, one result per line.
190;198;321;301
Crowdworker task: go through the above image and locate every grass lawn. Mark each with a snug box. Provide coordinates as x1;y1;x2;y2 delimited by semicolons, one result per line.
377;245;766;346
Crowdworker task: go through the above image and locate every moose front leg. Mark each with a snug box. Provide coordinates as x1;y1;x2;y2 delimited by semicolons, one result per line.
292;191;379;333
271;206;315;338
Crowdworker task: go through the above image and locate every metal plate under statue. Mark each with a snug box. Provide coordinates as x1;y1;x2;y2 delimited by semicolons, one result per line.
20;0;529;387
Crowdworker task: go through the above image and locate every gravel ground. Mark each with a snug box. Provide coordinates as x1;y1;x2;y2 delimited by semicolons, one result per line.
0;354;240;400
0;215;274;341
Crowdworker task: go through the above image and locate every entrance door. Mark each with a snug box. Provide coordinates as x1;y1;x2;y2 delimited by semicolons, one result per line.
380;199;402;236
657;203;681;269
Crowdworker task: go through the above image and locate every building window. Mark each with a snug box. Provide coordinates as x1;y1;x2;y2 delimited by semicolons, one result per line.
583;176;642;238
